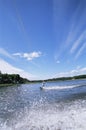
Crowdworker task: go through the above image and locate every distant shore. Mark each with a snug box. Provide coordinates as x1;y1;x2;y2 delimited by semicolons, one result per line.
0;73;86;87
30;75;86;83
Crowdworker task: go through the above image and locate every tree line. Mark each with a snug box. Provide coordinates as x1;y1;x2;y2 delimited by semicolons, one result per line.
30;74;86;83
0;71;29;84
45;74;86;82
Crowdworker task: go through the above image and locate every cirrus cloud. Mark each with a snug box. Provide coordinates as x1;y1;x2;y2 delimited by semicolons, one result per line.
0;47;13;59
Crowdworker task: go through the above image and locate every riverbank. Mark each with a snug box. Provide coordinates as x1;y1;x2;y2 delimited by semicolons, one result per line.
0;84;15;87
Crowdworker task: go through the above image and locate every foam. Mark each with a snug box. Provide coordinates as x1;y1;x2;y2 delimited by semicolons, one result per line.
0;99;86;130
41;84;82;90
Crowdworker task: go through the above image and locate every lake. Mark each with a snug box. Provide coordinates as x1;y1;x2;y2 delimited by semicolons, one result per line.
0;79;86;130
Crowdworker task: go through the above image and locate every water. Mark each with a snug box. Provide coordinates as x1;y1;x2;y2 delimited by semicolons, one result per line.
0;79;86;130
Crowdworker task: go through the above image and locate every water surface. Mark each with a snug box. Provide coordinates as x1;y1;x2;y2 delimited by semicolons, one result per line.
0;79;86;130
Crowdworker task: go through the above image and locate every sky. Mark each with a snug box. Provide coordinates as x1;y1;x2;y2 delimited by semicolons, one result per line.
0;0;86;80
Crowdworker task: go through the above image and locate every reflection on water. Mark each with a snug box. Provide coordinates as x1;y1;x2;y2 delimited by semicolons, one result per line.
0;79;86;130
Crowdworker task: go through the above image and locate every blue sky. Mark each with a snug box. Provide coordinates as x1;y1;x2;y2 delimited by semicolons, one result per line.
0;0;86;80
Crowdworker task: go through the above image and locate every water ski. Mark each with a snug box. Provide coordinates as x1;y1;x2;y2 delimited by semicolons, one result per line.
40;86;44;90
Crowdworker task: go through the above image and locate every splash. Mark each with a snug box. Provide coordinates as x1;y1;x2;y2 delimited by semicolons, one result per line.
0;99;86;130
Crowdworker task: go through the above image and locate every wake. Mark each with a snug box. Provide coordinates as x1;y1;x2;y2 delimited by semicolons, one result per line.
40;84;85;90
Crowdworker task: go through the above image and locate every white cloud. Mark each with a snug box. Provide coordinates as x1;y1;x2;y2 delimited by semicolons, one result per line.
53;67;86;78
0;59;36;80
13;53;22;57
13;51;42;61
23;52;42;60
0;48;13;59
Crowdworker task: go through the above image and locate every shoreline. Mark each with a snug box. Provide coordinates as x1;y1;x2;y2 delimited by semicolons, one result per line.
0;84;16;87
